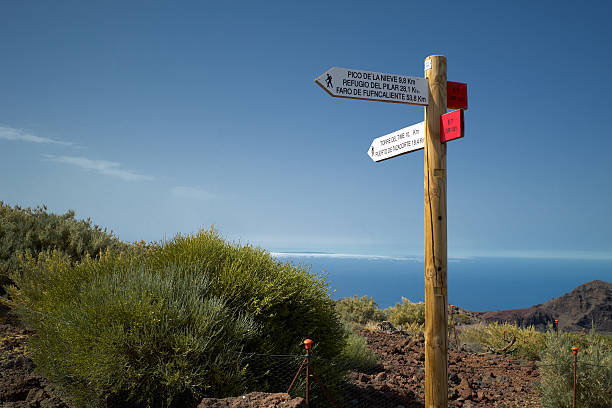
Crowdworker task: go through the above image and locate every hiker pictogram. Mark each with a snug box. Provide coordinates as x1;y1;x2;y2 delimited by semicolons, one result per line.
326;74;332;88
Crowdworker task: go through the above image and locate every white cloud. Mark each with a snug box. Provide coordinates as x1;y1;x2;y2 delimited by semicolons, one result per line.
43;154;154;182
171;186;217;201
0;126;74;146
270;252;421;262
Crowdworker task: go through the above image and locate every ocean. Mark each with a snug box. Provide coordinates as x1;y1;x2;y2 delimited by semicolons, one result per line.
271;254;612;312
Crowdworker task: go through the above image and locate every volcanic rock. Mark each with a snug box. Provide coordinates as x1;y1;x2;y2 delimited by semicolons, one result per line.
481;280;612;332
197;392;305;407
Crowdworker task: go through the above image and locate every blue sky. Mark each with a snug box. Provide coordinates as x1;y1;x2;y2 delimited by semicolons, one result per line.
1;0;611;259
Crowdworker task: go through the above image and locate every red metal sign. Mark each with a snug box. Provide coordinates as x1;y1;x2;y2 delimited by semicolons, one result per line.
440;109;464;143
447;81;468;110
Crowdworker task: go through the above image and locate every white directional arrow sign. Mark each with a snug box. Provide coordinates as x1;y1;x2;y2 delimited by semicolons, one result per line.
315;67;429;105
367;121;425;162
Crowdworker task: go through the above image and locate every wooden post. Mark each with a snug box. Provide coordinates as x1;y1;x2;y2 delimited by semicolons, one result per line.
424;55;448;408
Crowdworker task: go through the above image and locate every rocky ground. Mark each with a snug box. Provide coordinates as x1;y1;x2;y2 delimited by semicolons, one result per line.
351;327;540;407
0;320;69;408
197;392;306;408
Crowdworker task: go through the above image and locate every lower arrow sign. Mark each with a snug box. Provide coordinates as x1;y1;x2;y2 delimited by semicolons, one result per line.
367;121;425;162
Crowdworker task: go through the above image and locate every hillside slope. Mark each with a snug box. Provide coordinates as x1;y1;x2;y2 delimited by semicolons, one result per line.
481;280;612;333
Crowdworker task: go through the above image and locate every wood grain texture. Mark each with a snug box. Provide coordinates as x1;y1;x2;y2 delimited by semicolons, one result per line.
423;55;448;408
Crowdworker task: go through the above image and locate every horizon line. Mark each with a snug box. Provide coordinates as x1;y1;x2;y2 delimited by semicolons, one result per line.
269;250;612;262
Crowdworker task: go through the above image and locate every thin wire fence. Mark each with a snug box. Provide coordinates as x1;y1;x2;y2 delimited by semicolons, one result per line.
239;353;417;408
234;352;610;408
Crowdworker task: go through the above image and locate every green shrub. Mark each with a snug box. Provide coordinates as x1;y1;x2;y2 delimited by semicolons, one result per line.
335;295;386;325
385;297;425;327
8;229;347;406
14;255;254;407
338;322;379;371
538;329;612;407
556;329;612;352
452;312;473;325
0;202;125;295
142;230;346;357
459;322;544;360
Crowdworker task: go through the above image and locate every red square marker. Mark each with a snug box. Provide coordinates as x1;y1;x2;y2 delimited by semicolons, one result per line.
447;82;468;110
440;109;464;143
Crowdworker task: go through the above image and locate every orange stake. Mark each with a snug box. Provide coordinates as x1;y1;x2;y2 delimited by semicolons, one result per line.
571;346;578;408
305;340;311;404
287;339;339;408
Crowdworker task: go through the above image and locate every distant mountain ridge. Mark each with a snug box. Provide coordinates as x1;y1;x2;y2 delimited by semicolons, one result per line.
481;280;612;333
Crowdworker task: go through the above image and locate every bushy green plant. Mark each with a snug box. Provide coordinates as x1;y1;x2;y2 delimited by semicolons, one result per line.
459;322;544;360
385;297;425;327
335;295;386;325
142;230;346;357
337;322;379;371
8;229;347;406
452;312;473;325
13;254;254;407
556;329;612;352
400;321;426;334
0;202;125;295
538;329;612;407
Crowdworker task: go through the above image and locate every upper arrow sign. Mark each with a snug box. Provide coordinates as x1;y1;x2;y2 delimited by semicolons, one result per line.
315;67;429;106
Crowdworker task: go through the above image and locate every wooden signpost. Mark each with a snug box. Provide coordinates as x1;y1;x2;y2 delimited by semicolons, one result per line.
316;55;466;408
423;55;448;408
